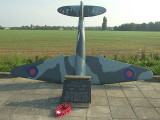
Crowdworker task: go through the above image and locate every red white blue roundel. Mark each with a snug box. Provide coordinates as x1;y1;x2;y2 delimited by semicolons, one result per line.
123;68;136;80
27;66;38;78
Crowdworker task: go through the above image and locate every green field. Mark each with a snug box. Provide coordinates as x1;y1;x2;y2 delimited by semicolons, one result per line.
0;30;160;57
0;30;160;74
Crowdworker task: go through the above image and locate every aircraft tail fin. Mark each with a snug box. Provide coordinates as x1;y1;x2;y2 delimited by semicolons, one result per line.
57;6;106;17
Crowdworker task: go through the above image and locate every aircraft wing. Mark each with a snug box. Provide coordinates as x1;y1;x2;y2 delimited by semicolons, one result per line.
86;55;153;84
11;55;75;83
11;55;153;84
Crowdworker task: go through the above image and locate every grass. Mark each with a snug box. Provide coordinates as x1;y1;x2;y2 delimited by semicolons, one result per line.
0;30;160;75
112;53;160;75
0;53;160;75
0;55;50;72
1;30;160;56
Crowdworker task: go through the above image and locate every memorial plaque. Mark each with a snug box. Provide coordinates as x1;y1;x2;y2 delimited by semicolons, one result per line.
62;80;91;103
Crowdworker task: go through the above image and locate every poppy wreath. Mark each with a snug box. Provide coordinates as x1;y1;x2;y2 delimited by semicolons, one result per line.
54;104;72;118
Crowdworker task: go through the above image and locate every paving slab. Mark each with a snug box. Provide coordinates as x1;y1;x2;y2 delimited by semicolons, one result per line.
91;96;108;106
141;90;160;98
38;109;54;116
87;106;111;118
0;114;12;120
68;108;88;117
10;114;36;120
156;108;160;114
128;98;152;107
106;90;126;97
123;90;144;98
0;93;12;106
154;86;160;92
0;105;20;114
34;89;55;95
120;85;139;91
147;98;160;107
92;85;105;89
110;106;137;119
134;81;149;85
133;107;160;120
91;89;107;97
15;106;39;116
105;84;122;90
119;82;135;85
108;97;130;107
87;117;112;120
0;73;160;120
36;115;86;120
136;84;156;91
113;118;138;120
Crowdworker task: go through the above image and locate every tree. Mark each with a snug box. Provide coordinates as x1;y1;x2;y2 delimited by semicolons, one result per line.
114;21;160;31
155;22;160;31
141;23;147;31
148;22;154;31
102;16;107;30
0;25;3;30
30;24;34;29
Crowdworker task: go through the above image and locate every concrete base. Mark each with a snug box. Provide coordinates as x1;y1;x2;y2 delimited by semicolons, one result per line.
0;73;160;120
64;75;91;80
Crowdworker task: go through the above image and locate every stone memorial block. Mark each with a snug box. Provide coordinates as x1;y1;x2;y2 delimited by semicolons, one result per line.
62;76;91;103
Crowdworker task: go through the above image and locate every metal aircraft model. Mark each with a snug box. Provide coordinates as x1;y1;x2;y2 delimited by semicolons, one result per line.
11;1;153;84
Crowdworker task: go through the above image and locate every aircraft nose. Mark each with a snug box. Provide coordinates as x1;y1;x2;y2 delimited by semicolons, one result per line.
137;70;153;80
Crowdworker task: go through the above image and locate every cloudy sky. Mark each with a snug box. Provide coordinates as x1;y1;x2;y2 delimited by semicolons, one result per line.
0;0;160;27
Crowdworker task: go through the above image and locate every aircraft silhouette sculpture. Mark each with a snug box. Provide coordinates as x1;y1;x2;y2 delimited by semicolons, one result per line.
11;1;153;84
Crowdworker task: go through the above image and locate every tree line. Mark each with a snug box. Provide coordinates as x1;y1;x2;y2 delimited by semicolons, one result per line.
1;19;160;31
0;25;104;31
114;22;160;31
11;25;77;30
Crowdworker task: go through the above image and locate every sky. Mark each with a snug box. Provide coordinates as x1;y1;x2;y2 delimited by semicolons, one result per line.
0;0;160;27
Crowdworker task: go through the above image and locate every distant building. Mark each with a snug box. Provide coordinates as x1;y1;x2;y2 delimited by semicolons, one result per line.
4;27;10;30
107;27;114;31
59;27;64;30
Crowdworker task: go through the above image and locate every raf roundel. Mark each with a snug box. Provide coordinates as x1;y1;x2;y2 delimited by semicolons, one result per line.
123;68;136;80
27;66;38;78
